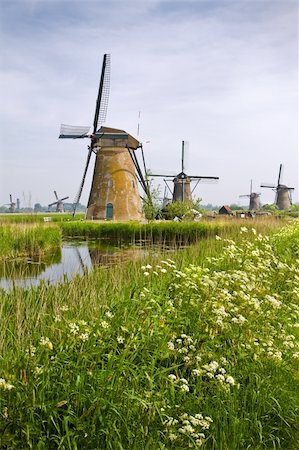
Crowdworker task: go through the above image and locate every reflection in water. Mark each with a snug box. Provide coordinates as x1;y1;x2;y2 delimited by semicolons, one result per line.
0;242;148;291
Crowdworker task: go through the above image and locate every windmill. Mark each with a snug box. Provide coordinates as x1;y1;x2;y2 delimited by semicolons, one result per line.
4;194;16;213
48;191;69;213
239;180;261;210
149;141;219;203
261;164;294;210
59;54;148;221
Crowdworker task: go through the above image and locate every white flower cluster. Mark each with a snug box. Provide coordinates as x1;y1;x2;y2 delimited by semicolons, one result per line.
39;336;53;351
192;360;236;388
164;411;213;447
0;378;15;391
141;259;176;277
167;334;199;366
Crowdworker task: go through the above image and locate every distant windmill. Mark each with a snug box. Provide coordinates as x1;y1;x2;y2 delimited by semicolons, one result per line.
149;141;219;203
261;164;294;210
4;194;16;213
239;180;261;210
59;54;148;220
48;191;69;213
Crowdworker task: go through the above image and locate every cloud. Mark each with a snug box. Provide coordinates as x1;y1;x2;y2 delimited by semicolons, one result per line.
0;0;297;206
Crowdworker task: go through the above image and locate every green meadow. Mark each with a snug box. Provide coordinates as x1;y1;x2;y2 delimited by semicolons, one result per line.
0;218;298;449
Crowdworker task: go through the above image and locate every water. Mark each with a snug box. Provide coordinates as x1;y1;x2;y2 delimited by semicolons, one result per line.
0;241;150;291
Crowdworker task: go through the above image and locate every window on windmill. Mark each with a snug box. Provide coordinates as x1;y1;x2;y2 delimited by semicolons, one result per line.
108;179;113;188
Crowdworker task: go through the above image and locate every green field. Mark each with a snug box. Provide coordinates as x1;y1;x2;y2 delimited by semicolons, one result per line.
0;219;298;449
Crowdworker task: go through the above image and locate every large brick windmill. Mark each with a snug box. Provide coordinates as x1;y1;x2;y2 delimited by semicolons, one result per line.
59;54;148;220
261;164;294;210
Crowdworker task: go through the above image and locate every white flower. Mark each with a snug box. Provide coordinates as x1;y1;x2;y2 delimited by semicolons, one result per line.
226;376;235;385
180;384;190;392
117;336;125;344
100;320;109;329
144;271;150;276
168;374;177;382
0;378;15;391
69;322;79;334
40;336;53;350
78;332;89;342
167;341;175;350
169;433;178;441
61;305;69;311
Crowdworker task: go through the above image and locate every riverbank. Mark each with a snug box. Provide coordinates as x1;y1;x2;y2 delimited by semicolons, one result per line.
0;221;298;448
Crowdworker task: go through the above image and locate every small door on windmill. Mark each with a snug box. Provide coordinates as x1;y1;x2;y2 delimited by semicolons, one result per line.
106;203;113;219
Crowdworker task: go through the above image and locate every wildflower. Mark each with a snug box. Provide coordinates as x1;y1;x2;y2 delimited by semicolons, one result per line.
145;264;152;269
117;336;125;344
0;378;15;391
100;320;109;329
192;369;201;377
25;345;36;357
226;376;235;385
168;374;177;382
167;341;175;350
180;384;190;392
78;332;89;342
144;271;150;276
40;336;53;350
215;235;221;240
169;433;178;441
69;322;79;334
61;305;69;311
105;311;114;319
240;226;248;233
34;366;44;376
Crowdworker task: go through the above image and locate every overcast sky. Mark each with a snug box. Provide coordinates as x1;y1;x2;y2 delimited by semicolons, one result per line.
0;0;298;208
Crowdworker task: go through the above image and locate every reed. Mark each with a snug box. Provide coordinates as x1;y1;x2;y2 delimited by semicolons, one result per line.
59;217;284;244
0;224;61;259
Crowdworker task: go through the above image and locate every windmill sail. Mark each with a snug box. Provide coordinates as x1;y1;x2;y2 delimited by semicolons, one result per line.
93;53;111;133
70;54;111;216
59;125;91;139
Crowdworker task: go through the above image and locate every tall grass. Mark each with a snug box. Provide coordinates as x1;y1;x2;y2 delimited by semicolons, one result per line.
59;217;284;244
0;221;298;448
0;224;61;259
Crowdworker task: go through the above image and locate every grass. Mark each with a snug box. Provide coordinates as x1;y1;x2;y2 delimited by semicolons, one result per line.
0;220;298;449
0;224;61;260
0;213;85;224
59;217;284;244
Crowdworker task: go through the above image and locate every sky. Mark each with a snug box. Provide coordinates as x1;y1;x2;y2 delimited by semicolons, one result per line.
0;0;298;208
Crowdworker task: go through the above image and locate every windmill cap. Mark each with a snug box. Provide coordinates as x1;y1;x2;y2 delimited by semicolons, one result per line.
95;126;140;149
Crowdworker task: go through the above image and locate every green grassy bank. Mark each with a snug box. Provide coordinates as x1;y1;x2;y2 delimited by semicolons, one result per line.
0;224;62;260
59;217;284;244
0;221;298;449
0;213;84;224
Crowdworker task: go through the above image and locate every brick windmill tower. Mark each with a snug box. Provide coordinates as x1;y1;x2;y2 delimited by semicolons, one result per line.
59;54;149;220
149;141;219;203
239;180;261;210
261;164;294;210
